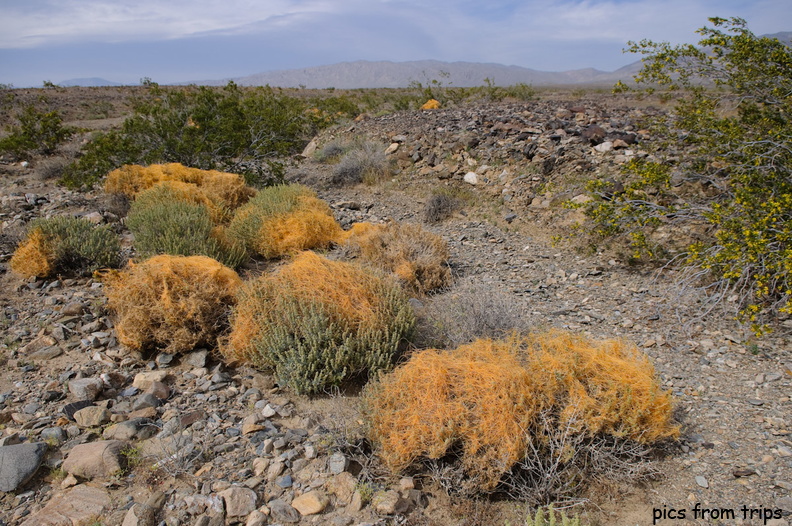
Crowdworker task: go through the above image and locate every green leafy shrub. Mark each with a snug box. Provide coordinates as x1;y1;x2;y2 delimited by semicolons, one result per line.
223;251;415;394
226;183;342;259
0;103;73;158
127;193;246;268
585;17;792;332
10;216;121;278
62;82;316;189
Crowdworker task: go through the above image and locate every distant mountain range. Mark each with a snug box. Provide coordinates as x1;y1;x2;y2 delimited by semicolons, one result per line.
213;59;642;89
59;77;124;87
61;31;791;89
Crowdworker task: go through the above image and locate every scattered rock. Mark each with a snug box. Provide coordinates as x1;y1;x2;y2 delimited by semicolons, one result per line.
62;440;127;480
0;442;47;492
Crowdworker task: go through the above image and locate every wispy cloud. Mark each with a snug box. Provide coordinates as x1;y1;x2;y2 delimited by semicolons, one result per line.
1;0;790;86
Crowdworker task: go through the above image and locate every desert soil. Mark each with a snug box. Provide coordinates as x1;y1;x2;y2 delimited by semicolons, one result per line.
0;88;790;526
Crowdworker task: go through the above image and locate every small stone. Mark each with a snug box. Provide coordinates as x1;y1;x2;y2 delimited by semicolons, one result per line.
73;406;111;427
68;378;104;401
132;371;169;390
61;302;86;316
328;452;348;474
246;510;267;526
328;472;357;504
219;486;258;518
268;498;300;523
372;490;401;514
695;476;709;488
464;172;478;185
0;442;47;492
146;381;170;400
291;490;329;516
19;484;112;525
63;440;127;480
733;468;756;478
261;404;277;418
252;457;270;477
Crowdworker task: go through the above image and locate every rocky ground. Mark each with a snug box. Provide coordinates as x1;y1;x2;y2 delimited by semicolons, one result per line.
0;92;791;526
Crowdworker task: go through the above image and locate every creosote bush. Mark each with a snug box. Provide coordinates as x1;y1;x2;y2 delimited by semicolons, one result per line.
103;255;242;355
227;184;342;259
340;221;452;294
591;18;792;332
364;331;678;496
10;216;121;278
105;163;255;212
223;251;415;394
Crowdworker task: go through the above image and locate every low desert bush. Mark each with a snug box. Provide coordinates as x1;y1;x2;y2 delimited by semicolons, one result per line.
103;255;242;354
423;190;462;223
226;184;342;259
10;216;121;278
364;331;678;499
417;280;530;348
105;163;255;212
126;197;247;269
331;141;389;185
340;221;452;294
131;180;229;224
223;251;415;394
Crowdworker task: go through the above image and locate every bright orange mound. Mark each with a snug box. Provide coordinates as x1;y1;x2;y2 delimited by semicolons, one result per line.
341;221;452;294
223;251;415;394
227;184;342;259
104;163;255;212
225;251;389;363
9;229;54;278
365;331;678;491
104;254;242;354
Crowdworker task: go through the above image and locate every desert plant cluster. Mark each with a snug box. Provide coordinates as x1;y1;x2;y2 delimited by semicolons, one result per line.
5;16;789;524
5;156;677;515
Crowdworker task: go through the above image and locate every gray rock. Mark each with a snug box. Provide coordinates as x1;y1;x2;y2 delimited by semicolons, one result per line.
68;378;104;401
219;486;258;518
132;393;161;411
269;498;300;523
40;427;67;445
695;476;709;488
328;452;348;474
103;418;158;441
0;442;47;492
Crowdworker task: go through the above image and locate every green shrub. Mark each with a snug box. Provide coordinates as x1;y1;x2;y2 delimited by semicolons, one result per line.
226;183;341;259
586;17;792;332
126;196;247;268
62;82;316;189
0;103;73;158
224;251;415;394
10;216;121;278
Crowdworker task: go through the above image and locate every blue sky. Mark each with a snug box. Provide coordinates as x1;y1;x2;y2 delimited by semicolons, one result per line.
1;0;790;87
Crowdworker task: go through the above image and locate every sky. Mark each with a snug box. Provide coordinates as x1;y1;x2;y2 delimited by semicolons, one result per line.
1;0;790;87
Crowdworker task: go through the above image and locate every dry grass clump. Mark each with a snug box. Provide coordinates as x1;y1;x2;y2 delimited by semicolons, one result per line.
10;229;54;278
364;330;678;496
103;255;242;354
223;251;415;394
340;222;452;294
227;184;342;259
105;163;255;211
330;141;389;185
424;190;462;223
416;280;530;348
10;216;121;278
